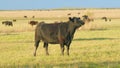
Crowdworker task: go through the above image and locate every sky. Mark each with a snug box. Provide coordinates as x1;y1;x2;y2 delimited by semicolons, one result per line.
0;0;120;10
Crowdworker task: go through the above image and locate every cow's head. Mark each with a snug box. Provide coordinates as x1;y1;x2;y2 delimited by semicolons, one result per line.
69;17;85;28
2;22;5;24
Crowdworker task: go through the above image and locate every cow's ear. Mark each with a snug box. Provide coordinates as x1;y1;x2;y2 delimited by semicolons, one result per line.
69;17;74;22
69;17;72;20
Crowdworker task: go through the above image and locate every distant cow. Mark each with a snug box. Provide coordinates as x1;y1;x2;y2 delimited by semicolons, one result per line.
29;21;38;26
13;19;16;22
24;16;27;18
78;12;80;15
34;17;85;56
2;21;13;26
102;17;107;22
67;13;71;16
82;15;88;19
32;16;35;18
82;15;91;23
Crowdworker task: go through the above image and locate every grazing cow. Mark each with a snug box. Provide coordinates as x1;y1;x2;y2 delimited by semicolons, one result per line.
13;19;16;22
24;16;27;18
77;12;81;17
29;21;38;26
78;12;80;15
82;15;91;23
2;21;13;26
67;13;71;16
102;17;107;22
78;12;80;16
82;15;88;19
34;17;85;56
32;16;35;18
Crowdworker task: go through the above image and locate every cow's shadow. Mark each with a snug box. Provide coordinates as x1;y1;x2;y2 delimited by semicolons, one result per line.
74;37;119;41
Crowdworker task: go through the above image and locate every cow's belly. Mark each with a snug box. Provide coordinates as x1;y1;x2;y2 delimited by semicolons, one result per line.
41;36;60;44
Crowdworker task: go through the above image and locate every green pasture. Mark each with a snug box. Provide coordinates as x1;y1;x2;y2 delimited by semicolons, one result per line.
0;18;120;68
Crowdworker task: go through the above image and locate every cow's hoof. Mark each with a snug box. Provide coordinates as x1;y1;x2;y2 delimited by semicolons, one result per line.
34;53;36;56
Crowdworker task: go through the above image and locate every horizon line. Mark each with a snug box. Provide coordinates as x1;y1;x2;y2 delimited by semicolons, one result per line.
0;8;120;11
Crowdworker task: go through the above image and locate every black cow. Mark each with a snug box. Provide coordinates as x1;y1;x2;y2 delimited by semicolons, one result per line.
82;15;91;23
2;21;13;26
67;13;71;16
13;19;16;22
34;17;85;56
24;16;27;18
78;12;80;15
101;17;107;22
29;21;38;26
32;16;35;18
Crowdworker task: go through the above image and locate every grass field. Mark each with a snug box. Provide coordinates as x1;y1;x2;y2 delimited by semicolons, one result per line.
0;9;120;68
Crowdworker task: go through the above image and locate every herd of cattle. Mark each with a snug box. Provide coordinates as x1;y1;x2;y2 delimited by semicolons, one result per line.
1;15;111;27
1;20;38;27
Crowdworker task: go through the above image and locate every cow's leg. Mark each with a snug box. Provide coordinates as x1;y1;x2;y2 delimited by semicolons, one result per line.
44;42;49;55
60;44;65;55
66;45;70;56
34;40;40;56
66;41;71;56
